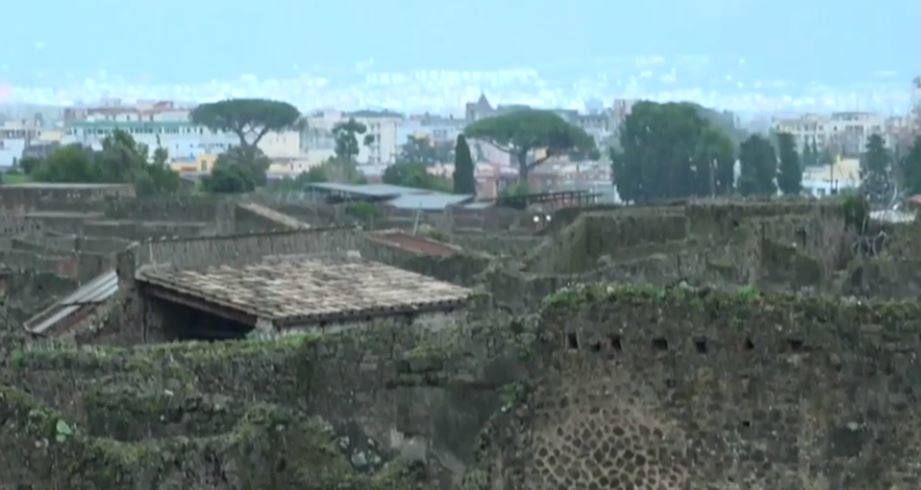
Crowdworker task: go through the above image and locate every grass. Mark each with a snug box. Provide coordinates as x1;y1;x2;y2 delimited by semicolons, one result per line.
3;173;32;184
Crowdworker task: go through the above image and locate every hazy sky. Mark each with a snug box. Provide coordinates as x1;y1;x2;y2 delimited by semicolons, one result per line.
1;0;918;115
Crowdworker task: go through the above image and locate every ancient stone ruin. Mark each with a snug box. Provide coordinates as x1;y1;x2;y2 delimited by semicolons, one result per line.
3;189;921;489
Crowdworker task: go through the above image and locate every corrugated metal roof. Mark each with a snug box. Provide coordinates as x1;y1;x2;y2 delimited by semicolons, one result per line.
25;271;118;335
387;193;473;211
309;183;414;198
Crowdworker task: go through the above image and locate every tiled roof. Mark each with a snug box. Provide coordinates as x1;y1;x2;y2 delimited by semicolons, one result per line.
368;231;460;257
136;255;470;326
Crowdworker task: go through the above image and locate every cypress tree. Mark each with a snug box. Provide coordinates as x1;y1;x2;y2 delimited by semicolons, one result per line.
776;132;802;195
453;135;476;195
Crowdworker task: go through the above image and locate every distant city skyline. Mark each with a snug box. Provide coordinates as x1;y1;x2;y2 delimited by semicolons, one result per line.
1;0;918;116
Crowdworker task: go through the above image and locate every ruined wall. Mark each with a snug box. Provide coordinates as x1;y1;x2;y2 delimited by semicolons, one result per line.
8;314;529;488
524;209;690;274
520;200;852;296
0;269;75;322
0;184;134;212
0;385;415;489
476;285;921;490
128;227;362;269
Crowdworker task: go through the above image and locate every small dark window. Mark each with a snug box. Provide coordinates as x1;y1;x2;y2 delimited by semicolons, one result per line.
590;342;602;353
567;332;579;350
787;339;804;352
609;335;623;352
694;338;708;354
741;420;752;428
652;338;668;351
743;338;755;351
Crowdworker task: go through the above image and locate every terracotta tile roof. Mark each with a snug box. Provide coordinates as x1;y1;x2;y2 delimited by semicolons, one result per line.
136;255;470;326
367;231;460;258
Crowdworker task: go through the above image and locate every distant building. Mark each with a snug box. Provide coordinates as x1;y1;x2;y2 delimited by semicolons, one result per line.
465;93;495;122
349;110;402;165
801;158;860;198
258;130;302;160
170;153;218;174
303;110;402;166
0;120;62;167
63;121;237;161
772;112;886;157
397;113;465;149
64;99;190;124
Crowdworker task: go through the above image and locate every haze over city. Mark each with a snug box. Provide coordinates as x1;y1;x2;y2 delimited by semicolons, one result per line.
1;0;919;115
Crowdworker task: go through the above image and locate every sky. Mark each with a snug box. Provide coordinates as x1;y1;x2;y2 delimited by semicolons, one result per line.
1;0;919;116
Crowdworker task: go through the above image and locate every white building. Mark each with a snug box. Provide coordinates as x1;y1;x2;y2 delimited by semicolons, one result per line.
772;112;886;156
397;113;465;149
63;121;237;161
303;110;402;166
801;158;860;198
258;130;302;160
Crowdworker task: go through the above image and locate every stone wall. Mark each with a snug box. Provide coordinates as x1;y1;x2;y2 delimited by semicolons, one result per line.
127;227;362;270
0;184;135;212
0;269;75;322
8;314;529;488
475;285;921;489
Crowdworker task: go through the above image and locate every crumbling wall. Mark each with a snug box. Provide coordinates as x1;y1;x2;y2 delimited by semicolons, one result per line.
0;386;414;489
9;314;529;488
474;285;921;489
129;227;362;269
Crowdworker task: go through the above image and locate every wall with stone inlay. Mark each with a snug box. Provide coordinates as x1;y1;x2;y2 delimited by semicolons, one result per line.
476;285;921;490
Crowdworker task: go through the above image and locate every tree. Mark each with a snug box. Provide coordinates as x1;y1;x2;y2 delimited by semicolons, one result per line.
332;119;367;162
97;130;148;183
738;134;777;196
611;101;734;202
382;162;451;192
18;156;41;175
860;134;893;207
901;137;921;196
692;127;735;196
401;135;436;165
201;165;255;193
801;140;814;168
317;157;366;184
776;132;802;195
32;145;98;182
28;132;181;195
300;166;329;184
139;148;181;197
214;146;271;187
190;99;300;156
453;135;476;195
465;109;595;185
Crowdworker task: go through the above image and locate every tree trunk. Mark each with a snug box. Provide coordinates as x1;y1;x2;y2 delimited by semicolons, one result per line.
517;149;529;186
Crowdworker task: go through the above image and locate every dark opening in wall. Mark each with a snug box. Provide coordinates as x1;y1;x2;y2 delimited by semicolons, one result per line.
787;339;805;352
796;227;807;248
652;337;668;351
567;332;579;350
609;334;623;352
744;338;755;351
694;337;708;354
741;420;752;428
590;341;602;353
